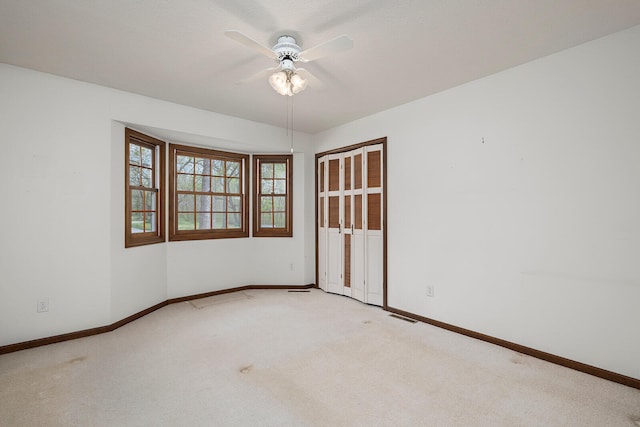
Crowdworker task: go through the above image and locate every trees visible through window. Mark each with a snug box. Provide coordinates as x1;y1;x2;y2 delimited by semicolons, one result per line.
125;128;165;247
169;144;249;240
253;155;293;237
126;134;293;244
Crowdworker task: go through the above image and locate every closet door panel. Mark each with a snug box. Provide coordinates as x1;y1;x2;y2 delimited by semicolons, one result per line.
352;233;365;302
318;231;327;290
367;150;381;188
354;154;362;190
365;144;384;305
343;153;353;294
328;196;340;228
344;196;351;231
317;142;384;306
317;158;327;291
326;154;343;294
344;234;351;288
366;234;384;306
350;148;365;302
354;195;363;229
367;193;381;231
327;231;342;294
328;159;340;191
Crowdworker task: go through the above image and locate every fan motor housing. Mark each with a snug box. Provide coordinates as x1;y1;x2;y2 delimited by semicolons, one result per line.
273;35;301;62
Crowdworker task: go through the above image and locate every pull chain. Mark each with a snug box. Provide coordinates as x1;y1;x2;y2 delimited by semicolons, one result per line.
285;94;294;153
290;95;294;153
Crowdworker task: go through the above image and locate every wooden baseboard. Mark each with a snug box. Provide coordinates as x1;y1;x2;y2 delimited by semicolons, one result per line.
385;306;640;390
7;285;634;392
167;284;315;305
0;325;112;356
0;284;315;355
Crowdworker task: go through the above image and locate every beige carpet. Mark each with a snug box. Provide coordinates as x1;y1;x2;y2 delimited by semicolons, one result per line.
1;289;639;426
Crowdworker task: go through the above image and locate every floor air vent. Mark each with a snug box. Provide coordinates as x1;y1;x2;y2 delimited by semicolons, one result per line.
389;314;418;323
288;290;311;293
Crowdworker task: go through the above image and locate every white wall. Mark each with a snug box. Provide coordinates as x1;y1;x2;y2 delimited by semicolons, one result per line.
2;24;638;381
164;150;309;298
313;25;640;379
0;63;314;345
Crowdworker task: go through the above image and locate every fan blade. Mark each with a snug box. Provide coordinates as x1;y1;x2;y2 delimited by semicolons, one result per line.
299;35;353;62
224;30;275;59
296;68;324;90
236;66;280;85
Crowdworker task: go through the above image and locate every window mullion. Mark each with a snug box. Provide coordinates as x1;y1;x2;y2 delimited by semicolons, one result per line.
169;144;248;240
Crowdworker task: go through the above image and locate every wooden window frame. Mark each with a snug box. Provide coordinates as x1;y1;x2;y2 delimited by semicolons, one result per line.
168;143;249;241
253;154;293;237
125;128;165;248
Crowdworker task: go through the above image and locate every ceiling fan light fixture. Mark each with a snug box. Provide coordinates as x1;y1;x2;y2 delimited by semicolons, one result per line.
269;70;307;96
269;70;291;95
226;30;353;97
290;73;307;94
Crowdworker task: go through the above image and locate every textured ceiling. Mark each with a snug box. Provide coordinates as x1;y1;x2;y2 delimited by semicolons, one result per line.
1;0;640;134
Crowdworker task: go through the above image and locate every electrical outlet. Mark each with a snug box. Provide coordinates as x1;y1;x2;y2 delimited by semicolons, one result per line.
37;298;49;313
426;286;435;297
290;263;294;271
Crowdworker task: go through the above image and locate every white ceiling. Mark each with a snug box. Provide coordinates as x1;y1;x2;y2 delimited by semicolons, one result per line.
2;0;640;134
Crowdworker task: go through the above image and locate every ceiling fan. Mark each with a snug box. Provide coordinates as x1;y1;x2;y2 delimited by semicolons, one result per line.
225;30;353;96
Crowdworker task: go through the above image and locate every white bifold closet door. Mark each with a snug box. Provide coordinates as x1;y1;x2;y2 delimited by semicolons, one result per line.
317;144;384;306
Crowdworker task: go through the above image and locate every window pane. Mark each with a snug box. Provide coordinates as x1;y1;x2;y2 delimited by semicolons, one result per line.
194;175;210;192
212;159;225;176
177;174;193;191
131;189;144;210
178;194;195;211
260;196;272;212
196;213;211;230
169;144;248;240
227;178;240;194
273;179;286;194
126;130;165;247
261;213;273;228
227;196;241;212
274;163;286;179
141;147;153;168
212;177;225;193
195;157;209;175
145;212;156;232
177;155;194;173
178;213;195;230
131;212;144;233
141;168;152;187
253;155;292;237
129;166;141;186
226;161;240;177
145;191;155;211
273;196;286;211
261;179;273;194
129;144;141;165
261;163;274;179
274;212;286;228
228;213;241;229
212;196;226;212
212;213;226;229
196;195;211;212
